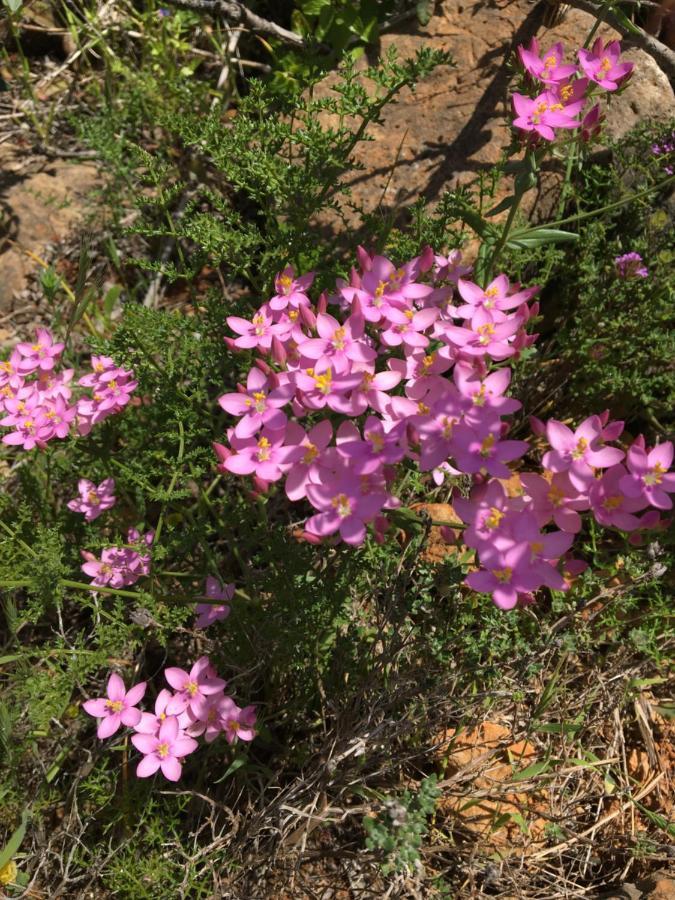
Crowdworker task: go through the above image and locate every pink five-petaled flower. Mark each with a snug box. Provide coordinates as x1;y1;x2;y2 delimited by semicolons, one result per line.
465;544;541;610
82;673;146;739
589;464;648;531
620;439;675;510
305;471;388;545
379;307;438;349
227;307;284;352
219;698;257;744
455;276;537;318
300;313;376;369
512;90;584;141
336;417;405;474
542;416;625;490
282;419;333;501
270;266;315;311
224;426;304;483
578;38;634;91
67;477;116;522
195;576;235;629
218;368;293;439
16;328;64;374
450;424;529;478
131;715;198;781
164;656;227;716
518;38;577;84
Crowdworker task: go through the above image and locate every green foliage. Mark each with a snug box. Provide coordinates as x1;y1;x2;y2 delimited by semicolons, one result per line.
508;120;675;428
363;775;440;874
81;46;454;295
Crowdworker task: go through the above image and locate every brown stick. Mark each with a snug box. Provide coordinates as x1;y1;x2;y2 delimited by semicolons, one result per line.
565;0;675;79
165;0;307;47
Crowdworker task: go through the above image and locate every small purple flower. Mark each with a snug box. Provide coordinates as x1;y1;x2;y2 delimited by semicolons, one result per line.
615;252;648;279
195;577;235;629
68;478;116;522
82;673;146;739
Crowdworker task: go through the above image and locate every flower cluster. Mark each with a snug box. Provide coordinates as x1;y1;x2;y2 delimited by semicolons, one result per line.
83;658;256;781
614;252;648;279
651;130;674;175
0;330;136;450
512;38;633;143
217;250;538;545
81;528;153;588
217;250;674;611
455;418;674;608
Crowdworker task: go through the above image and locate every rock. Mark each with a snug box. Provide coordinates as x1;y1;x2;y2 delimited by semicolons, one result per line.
637;873;675;899
435;721;547;851
0;145;98;313
314;0;674;235
410;501;464;563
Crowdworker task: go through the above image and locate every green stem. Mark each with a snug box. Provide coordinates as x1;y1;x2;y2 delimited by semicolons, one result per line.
543;174;675;230
0;520;37;558
485;150;538;281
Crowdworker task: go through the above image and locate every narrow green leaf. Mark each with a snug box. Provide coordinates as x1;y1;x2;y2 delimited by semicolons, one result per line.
507;227;578;249
511;760;551;782
0;808;29;870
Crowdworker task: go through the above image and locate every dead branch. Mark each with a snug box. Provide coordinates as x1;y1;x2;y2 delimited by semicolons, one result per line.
164;0;307;47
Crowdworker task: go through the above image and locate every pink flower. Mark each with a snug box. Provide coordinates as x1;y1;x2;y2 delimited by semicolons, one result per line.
282;419;333;501
82;673;146;739
164;656;227;716
465;544;541;610
68;478;116;522
578;38;634;91
16;328;64;374
81;532;151;588
218;368;293;439
620;439;675;510
134;689;189;735
512;90;584;141
614;252;648;279
195;577;235;629
518;38;577;84
336;417;405;474
0;407;52;450
227;307;286;351
450;424;529;478
379;307;438;349
305;469;389;545
542;416;624;489
589;464;648;531
300;313;376;368
224;426;304;482
455;276;538;318
0;351;26;391
220;699;257;744
270;266;314;311
434;250;472;284
131;715;198;781
441;309;522;360
346;255;432;323
520;471;589;533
